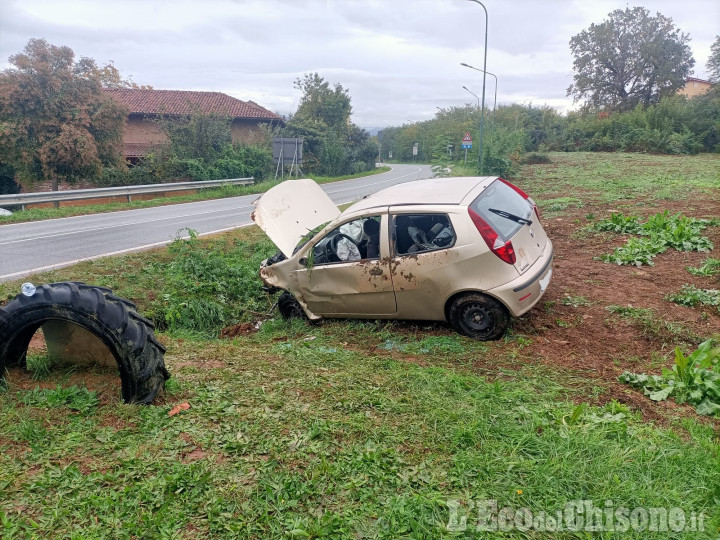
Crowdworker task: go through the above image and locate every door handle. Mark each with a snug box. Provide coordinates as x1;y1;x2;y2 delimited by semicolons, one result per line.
369;267;383;276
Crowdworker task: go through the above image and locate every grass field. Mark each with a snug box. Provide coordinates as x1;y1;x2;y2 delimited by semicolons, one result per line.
1;152;719;538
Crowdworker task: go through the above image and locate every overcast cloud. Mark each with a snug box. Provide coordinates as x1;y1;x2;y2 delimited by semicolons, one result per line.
0;0;717;130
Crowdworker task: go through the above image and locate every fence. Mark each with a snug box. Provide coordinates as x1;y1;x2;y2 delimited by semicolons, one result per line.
0;177;255;210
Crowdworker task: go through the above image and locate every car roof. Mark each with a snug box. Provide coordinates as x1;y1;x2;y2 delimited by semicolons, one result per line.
346;176;498;214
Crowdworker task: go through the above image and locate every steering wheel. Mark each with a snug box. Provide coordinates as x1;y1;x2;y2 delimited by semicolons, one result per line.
325;233;359;262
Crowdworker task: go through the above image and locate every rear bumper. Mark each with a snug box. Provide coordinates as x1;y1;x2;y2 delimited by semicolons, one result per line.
488;241;553;316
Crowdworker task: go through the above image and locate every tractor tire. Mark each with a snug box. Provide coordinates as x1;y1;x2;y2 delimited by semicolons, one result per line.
0;282;169;404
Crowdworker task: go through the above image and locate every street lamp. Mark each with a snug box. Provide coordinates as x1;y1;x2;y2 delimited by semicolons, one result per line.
462;85;480;108
461;63;498;133
465;0;488;174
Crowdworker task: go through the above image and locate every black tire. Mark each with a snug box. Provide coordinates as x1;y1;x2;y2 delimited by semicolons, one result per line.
277;292;306;320
0;282;169;404
448;293;509;341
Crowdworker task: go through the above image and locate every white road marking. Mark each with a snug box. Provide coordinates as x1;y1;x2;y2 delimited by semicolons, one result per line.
0;165;431;282
0;204;255;246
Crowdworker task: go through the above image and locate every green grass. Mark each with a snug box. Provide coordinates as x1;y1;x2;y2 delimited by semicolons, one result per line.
519;152;720;206
0;167;391;225
2;328;719;537
1;153;719;537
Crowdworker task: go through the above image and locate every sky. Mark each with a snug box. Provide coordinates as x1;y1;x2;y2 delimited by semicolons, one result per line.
0;0;717;130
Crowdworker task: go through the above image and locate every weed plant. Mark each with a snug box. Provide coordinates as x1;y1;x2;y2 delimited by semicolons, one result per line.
620;340;720;416
666;285;720;309
597;211;715;266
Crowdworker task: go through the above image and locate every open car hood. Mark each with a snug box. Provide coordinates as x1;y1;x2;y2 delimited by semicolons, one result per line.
251;178;341;257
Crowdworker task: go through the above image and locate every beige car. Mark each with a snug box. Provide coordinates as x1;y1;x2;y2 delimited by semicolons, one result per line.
252;176;553;340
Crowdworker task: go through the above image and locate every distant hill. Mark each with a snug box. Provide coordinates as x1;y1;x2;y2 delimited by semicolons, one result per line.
364;127;383;136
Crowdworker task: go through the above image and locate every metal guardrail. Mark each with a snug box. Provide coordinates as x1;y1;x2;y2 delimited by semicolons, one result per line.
0;177;255;210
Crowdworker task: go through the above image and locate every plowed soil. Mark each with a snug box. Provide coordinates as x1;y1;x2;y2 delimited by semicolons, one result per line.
511;198;720;422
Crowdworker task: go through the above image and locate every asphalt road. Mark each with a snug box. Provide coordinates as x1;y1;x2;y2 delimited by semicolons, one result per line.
0;164;433;282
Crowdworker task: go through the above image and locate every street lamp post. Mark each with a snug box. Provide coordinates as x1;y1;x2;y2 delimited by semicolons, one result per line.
461;63;498;133
466;0;488;174
462;85;480;108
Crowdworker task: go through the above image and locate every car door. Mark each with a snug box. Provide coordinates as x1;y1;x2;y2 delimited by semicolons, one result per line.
388;211;460;320
294;213;397;316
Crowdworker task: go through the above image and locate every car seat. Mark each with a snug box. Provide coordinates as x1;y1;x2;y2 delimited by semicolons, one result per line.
363;218;381;258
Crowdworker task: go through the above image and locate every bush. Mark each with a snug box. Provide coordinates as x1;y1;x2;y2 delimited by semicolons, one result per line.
153;230;277;335
521;152;552;165
480;129;525;177
0;163;20;194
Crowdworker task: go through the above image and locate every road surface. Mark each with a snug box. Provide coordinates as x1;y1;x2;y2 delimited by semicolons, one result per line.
0;164;433;282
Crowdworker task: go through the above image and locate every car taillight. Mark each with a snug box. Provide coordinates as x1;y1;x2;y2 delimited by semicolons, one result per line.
468;208;516;265
499;177;540;220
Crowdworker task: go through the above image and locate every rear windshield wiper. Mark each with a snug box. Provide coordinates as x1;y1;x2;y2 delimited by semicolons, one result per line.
488;208;533;226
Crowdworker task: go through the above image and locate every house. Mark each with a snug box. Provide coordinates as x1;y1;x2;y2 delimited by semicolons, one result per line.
677;77;712;98
104;89;284;162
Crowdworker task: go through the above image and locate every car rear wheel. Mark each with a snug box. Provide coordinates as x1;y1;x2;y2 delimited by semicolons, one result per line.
448;293;509;340
277;292;306;320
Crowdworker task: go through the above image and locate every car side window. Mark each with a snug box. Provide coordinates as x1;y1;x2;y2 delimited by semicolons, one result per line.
311;216;382;265
393;214;456;256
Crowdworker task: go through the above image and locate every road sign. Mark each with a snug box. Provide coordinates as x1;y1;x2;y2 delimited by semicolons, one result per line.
462;132;472;142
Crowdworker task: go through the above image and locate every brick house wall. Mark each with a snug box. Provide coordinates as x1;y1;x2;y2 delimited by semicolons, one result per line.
104;89;284;162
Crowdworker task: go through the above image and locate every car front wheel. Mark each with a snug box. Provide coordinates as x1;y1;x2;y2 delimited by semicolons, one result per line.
448;293;509;340
277;292;307;320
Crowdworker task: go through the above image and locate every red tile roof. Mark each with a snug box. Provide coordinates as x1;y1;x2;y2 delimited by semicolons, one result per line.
104;89;282;121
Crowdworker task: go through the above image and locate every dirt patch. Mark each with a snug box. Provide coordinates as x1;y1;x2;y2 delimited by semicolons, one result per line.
3;366;122;406
182;447;208;463
510;200;720;420
220;321;262;338
27;331;47;351
171;359;226;370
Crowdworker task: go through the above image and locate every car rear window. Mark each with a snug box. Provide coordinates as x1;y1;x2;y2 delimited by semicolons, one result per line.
469;179;532;240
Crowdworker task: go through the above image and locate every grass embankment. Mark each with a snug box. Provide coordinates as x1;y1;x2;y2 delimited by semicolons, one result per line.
0;153;719;538
0;167;392;225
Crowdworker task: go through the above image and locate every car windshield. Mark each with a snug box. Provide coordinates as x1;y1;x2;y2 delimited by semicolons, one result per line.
469;180;533;240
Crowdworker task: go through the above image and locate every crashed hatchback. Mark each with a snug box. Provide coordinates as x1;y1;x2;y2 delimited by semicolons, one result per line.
252;176;553;340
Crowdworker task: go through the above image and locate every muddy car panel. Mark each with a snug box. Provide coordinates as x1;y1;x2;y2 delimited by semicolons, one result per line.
255;176;553;330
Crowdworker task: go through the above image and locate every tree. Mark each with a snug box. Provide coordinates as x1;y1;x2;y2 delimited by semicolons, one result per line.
283;73;376;176
707;35;720;83
0;39;127;190
567;7;695;112
84;60;153;90
292;73;352;132
160;112;233;162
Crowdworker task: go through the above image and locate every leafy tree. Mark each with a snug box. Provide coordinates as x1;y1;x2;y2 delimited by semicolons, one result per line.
160;112;233;162
0;38;127;190
85;60;153;90
430;134;453;177
567;7;695;111
707;35;720;83
292;73;352;132
283;73;376;176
